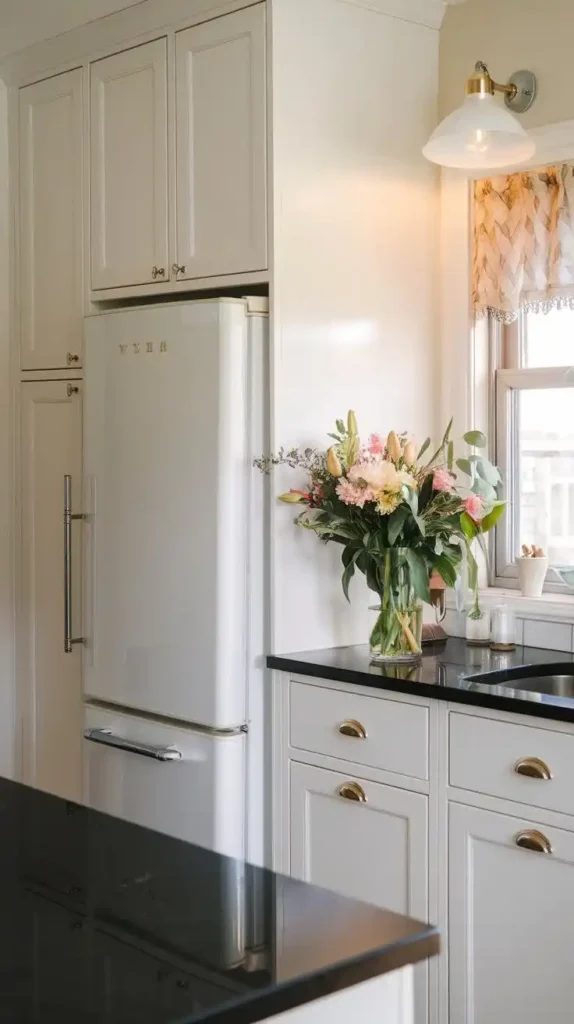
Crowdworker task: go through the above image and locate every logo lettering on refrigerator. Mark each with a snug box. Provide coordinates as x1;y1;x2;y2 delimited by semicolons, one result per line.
118;342;168;354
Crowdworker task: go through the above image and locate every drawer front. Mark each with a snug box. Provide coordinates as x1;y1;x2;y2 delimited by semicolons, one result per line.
450;712;574;816
289;681;429;780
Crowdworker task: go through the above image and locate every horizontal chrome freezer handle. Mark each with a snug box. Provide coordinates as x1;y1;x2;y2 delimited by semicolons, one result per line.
84;728;182;762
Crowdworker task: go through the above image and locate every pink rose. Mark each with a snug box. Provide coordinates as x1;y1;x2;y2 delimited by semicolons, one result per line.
463;495;484;522
433;468;456;493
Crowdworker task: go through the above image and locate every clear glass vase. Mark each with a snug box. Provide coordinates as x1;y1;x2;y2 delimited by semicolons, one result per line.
369;549;424;664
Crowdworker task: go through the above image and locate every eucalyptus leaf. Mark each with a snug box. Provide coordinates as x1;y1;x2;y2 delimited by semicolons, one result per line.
475;457;501;487
472;476;497;502
463;430;487;448
456;458;473;477
405;549;431;604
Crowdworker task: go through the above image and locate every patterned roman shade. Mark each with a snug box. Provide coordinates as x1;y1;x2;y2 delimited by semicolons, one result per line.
472;163;574;323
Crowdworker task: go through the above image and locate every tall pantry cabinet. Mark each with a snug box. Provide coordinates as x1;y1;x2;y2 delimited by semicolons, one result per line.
18;69;85;799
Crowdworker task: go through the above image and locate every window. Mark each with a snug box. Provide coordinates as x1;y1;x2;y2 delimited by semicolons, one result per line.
495;307;574;590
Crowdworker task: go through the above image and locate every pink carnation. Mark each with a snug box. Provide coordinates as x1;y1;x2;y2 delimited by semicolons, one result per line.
336;478;373;507
368;433;385;455
433;468;456;493
463;495;485;522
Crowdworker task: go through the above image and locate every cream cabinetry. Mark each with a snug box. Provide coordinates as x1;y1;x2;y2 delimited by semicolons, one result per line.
174;4;267;282
90;38;169;291
19;69;84;370
274;672;574;1024
449;801;574;1024
20;380;83;802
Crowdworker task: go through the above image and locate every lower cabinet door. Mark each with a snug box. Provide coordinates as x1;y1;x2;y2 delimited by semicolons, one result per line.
289;761;428;1023
449;802;574;1024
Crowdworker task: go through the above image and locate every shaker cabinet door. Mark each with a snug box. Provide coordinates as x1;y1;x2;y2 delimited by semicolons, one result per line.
175;4;267;282
290;761;428;1023
449;801;574;1024
19;69;84;370
20;380;83;802
90;38;169;291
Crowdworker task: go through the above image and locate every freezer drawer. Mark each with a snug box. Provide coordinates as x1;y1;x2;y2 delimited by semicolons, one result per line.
83;705;246;860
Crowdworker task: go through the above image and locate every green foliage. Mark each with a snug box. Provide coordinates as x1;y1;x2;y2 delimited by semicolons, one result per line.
480;502;505;533
460;511;478;541
456;457;473;477
463;430;487;448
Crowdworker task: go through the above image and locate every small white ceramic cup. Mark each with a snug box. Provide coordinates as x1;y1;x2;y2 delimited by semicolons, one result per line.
515;556;548;597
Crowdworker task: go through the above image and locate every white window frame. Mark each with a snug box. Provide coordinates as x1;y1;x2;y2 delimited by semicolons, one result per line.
439;118;574;601
495;358;574;592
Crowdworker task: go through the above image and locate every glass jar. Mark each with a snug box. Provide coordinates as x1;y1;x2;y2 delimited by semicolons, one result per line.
490;604;517;651
465;606;490;646
369;548;423;664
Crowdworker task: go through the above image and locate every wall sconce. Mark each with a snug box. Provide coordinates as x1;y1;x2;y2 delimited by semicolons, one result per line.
423;62;537;170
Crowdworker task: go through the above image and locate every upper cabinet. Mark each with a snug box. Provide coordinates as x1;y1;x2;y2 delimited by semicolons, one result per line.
174;4;267;282
90;38;169;291
19;69;84;370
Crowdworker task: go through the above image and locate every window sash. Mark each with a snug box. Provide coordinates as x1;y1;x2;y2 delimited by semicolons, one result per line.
495;366;574;591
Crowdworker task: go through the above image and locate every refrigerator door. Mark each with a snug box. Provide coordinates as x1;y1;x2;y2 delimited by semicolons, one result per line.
83;704;247;969
83;704;245;858
83;299;264;728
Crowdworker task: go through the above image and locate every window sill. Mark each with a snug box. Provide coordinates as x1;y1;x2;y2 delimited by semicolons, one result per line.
446;587;574;623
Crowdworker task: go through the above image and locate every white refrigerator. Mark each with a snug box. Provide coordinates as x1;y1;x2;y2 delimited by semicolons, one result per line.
80;297;268;868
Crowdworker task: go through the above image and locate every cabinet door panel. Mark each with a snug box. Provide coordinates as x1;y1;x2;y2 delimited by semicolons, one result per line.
20;381;83;801
290;761;428;1022
449;801;574;1024
90;39;168;290
175;4;267;280
19;69;83;369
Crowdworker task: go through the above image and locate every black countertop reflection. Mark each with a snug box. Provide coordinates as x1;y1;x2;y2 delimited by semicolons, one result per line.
268;637;574;723
0;777;438;1024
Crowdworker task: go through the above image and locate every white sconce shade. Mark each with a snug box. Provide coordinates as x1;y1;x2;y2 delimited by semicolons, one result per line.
423;93;535;170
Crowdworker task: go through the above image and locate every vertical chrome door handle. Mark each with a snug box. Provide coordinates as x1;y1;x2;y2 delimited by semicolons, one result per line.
64;475;86;653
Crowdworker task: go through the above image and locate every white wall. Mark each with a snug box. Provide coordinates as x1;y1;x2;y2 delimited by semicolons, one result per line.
440;0;574;127
270;0;440;654
0;0;145;57
0;81;14;776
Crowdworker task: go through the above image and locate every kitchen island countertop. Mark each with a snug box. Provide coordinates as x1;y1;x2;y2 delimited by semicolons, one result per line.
0;777;438;1024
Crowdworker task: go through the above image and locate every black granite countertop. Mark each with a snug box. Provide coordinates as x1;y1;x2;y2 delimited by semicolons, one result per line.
0;777;438;1024
268;637;574;723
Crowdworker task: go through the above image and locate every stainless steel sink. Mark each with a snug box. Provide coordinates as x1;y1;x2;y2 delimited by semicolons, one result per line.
465;664;574;700
500;674;574;698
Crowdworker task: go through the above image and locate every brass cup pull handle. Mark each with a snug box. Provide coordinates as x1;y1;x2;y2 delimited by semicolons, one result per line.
514;756;553;780
515;829;553;855
338;781;367;803
338;719;367;739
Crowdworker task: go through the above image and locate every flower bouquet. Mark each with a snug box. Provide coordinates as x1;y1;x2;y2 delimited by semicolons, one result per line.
256;413;504;663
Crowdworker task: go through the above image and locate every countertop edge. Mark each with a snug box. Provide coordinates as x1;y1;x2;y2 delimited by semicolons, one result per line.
207;929;440;1024
267;651;574;724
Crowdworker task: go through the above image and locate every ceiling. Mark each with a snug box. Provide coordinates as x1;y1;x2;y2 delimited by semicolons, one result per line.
0;0;145;57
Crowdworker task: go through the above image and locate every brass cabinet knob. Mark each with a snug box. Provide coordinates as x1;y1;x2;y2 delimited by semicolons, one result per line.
514;756;553;780
172;263;186;275
152;266;166;279
66;384;80;397
338;719;367;739
515;829;553;854
66;352;79;365
338;781;367;803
